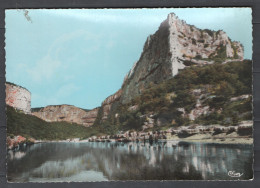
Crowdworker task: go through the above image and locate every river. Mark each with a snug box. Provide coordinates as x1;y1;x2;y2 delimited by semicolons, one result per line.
7;141;253;182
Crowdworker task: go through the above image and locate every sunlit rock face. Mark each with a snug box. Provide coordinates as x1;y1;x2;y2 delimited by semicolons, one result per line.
6;83;31;114
119;13;243;104
32;105;99;127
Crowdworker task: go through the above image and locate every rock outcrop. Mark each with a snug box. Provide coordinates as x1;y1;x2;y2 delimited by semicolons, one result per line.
7;135;26;150
6;82;31;114
101;89;122;120
96;13;244;121
119;13;243;104
32;105;99;127
6;82;100;127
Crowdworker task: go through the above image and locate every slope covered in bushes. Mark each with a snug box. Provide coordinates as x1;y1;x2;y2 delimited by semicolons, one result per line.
95;60;252;133
7;106;100;140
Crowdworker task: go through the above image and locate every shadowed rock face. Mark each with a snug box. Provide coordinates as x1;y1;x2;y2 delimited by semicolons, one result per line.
101;89;122;120
32;105;99;127
6;83;31;114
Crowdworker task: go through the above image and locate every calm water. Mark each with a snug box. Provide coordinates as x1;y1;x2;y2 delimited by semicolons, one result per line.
7;141;253;182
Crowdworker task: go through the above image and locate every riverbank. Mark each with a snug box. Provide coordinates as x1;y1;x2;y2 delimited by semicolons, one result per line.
167;132;253;144
7;121;253;150
33;133;252;145
85;121;253;145
7;135;35;150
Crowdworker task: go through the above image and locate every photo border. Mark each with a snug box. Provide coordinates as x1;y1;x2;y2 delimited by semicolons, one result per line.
0;0;259;187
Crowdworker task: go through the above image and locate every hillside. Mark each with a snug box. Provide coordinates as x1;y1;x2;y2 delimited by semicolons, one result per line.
93;60;252;134
32;105;99;127
7;106;100;140
97;13;244;121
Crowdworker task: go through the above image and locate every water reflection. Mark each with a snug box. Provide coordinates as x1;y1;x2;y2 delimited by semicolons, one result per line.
7;142;253;182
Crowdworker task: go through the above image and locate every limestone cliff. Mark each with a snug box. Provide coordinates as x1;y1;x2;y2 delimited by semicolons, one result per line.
6;82;31;114
32;105;99;127
120;13;243;104
6;82;99;127
98;13;244;120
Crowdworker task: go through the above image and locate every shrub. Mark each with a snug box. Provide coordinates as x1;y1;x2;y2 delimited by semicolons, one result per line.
212;127;224;135
192;38;197;45
197;39;205;43
237;126;252;136
204;44;209;48
195;55;202;59
226;127;236;135
178;130;196;138
203;29;214;37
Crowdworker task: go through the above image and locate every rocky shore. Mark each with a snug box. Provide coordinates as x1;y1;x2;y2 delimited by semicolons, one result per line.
87;120;253;145
7;135;35;150
7;121;252;150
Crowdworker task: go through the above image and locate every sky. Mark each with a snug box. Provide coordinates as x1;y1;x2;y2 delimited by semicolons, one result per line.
5;8;252;109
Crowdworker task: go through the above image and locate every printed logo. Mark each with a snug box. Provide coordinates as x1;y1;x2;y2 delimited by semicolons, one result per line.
228;171;243;177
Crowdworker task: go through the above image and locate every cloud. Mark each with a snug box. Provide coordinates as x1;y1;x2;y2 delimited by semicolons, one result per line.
32;83;80;107
26;29;102;83
38;9;165;25
55;83;80;98
37;8;250;29
48;29;101;57
26;55;62;82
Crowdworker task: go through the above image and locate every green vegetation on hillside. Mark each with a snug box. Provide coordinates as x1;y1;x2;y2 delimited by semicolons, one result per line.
203;29;214;37
31;107;44;113
7;106;100;140
231;42;241;59
96;60;252;133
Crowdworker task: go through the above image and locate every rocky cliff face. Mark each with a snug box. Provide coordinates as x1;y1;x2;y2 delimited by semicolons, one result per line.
97;13;244;120
119;13;243;104
6;82;31;114
101;89;122;120
33;105;99;127
6;82;99;127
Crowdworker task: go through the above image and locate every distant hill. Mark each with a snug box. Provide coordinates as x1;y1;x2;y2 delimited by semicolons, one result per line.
7;106;100;140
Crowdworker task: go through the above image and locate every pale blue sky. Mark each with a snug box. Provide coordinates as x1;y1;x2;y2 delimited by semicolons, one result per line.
5;8;252;109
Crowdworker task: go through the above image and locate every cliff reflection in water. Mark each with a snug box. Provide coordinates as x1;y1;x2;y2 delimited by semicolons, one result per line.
7;142;253;182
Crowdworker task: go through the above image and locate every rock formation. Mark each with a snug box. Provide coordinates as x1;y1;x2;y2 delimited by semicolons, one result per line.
98;13;244;119
5;82;99;126
6;82;31;114
101;89;122;120
119;13;243;104
32;105;99;127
